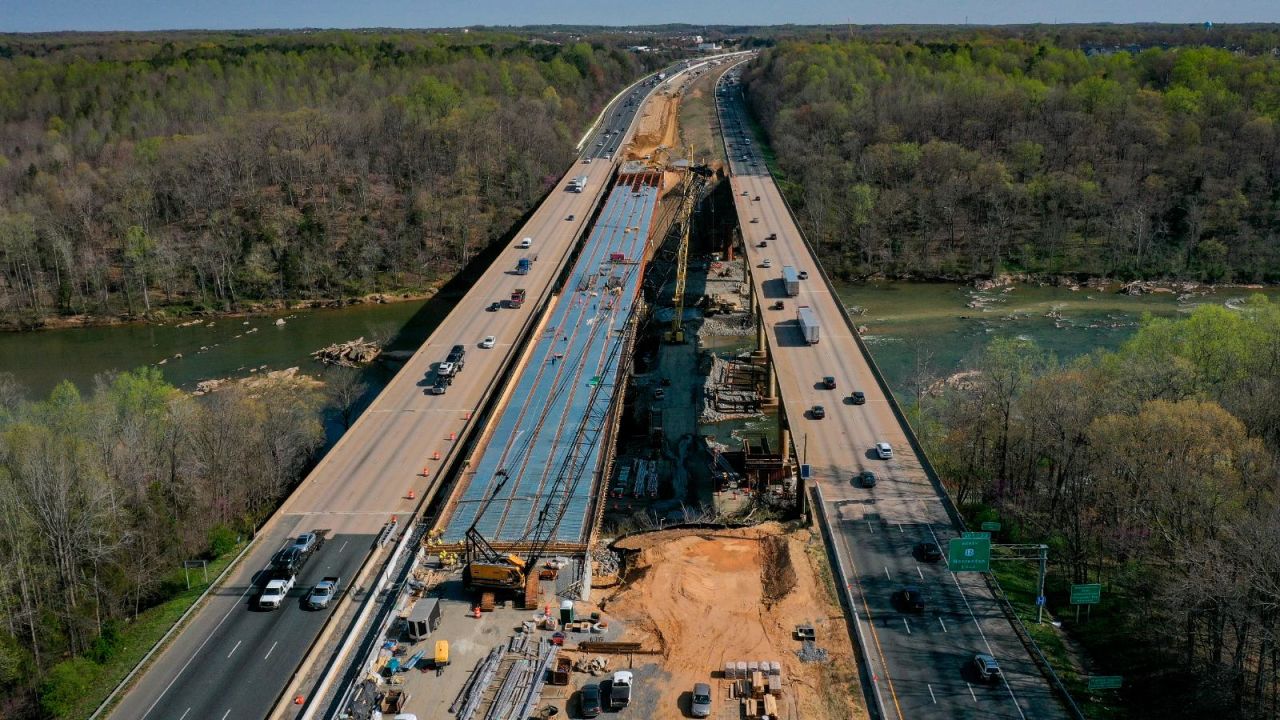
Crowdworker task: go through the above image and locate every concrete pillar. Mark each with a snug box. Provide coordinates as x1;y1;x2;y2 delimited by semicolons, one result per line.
779;424;791;466
752;307;768;364
761;359;778;408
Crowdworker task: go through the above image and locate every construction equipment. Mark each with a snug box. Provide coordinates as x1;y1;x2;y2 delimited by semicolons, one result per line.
664;146;711;344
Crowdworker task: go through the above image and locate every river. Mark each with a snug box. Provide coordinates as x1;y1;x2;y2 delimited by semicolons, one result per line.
3;281;1276;403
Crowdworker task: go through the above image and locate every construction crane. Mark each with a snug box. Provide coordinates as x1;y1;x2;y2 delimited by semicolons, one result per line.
665;146;710;344
463;281;638;606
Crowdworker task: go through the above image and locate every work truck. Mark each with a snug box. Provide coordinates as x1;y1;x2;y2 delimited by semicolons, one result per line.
259;574;294;610
516;257;531;275
609;671;633;709
797;305;820;344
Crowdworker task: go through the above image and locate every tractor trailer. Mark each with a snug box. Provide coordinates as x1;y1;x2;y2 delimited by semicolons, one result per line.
781;266;799;297
797;305;820;344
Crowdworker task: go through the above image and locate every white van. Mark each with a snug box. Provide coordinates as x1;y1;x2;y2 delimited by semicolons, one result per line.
517;237;532;249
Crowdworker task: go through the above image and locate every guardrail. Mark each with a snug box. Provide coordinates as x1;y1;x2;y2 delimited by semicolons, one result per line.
810;484;889;720
89;539;256;720
719;61;1086;720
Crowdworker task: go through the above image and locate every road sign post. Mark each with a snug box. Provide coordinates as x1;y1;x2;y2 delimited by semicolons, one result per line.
1071;583;1102;622
947;536;991;572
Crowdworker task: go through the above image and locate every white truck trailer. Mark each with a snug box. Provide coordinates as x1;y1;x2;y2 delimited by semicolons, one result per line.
797;305;820;344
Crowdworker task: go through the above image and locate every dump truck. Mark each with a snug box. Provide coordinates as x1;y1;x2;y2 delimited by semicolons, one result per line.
508;288;526;309
797;305;820;344
781;266;799;297
516;257;532;275
609;671;633;709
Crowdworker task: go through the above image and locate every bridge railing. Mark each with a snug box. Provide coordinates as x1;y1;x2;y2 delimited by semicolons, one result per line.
722;68;1086;720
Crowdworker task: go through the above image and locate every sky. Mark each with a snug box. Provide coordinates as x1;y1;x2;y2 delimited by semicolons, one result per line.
1;0;1276;33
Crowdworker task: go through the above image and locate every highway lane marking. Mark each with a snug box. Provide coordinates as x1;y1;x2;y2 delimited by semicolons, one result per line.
264;640;278;660
968;682;977;702
927;525;1028;720
897;523;904;533
226;640;241;659
139;546;288;720
867;521;875;533
179;709;191;720
939;617;949;633
221;709;233;720
884;566;891;580
916;565;924;580
903;618;911;634
338;540;348;553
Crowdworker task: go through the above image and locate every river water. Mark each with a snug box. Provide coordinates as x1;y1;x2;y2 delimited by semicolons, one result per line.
833;281;1280;397
3;281;1276;402
0;300;448;397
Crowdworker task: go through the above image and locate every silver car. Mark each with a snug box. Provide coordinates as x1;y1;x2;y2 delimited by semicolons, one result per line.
691;682;712;717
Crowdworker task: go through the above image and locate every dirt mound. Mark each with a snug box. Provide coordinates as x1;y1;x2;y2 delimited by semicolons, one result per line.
601;523;865;720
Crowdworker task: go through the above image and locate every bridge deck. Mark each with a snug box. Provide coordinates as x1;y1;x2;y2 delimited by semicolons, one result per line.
441;175;660;543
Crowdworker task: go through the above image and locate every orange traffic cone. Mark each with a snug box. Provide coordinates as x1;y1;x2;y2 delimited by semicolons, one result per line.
294;695;304;705
432;450;441;460
464;411;472;421
449;431;457;441
407;488;416;500
473;606;482;619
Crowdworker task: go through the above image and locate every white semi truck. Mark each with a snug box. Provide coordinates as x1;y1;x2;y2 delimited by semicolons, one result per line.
797;305;820;344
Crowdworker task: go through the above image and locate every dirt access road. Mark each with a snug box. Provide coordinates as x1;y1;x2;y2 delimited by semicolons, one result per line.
601;523;867;720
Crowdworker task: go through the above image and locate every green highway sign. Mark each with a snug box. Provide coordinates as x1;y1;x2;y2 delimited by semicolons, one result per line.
948;536;991;572
963;531;991;539
1071;583;1103;605
980;521;1002;532
1087;675;1123;691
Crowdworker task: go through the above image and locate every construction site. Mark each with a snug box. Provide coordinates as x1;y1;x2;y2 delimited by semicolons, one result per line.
334;59;862;720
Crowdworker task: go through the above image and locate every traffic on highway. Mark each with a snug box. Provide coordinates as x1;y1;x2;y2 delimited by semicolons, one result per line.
717;61;1069;720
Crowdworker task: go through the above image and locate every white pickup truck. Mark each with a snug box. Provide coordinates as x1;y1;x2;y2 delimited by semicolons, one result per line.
259;574;295;610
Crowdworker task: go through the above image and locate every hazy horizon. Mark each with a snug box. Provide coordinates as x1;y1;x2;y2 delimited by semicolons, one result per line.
2;0;1276;34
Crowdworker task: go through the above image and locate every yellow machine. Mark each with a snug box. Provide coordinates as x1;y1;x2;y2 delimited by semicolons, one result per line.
463;471;539;595
665;147;711;344
434;640;450;667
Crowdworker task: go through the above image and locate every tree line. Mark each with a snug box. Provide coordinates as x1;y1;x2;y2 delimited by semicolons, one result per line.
925;297;1280;717
0;31;662;328
0;368;325;717
742;36;1280;282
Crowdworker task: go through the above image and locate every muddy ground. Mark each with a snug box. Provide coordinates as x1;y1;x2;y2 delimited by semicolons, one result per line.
598;522;867;720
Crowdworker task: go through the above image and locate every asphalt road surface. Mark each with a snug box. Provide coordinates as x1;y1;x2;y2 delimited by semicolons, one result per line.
716;64;1070;720
107;59;707;720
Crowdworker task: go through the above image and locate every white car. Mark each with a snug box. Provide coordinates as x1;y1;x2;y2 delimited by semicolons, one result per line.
437;361;455;377
517;237;532;249
259;576;294;610
761;259;772;268
480;336;496;349
875;442;893;460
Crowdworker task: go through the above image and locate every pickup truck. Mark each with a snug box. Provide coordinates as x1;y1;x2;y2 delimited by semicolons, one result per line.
259;574;295;610
609;671;633;709
307;576;340;610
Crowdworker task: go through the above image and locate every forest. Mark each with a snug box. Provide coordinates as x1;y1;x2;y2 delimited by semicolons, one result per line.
925;297;1280;717
0;31;661;328
743;37;1280;281
0;369;326;717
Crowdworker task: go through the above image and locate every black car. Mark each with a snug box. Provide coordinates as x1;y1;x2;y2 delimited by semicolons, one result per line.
914;541;943;563
580;683;602;718
272;546;306;576
811;405;826;420
851;391;866;405
487;302;501;312
822;376;836;390
858;471;876;488
450;344;466;357
893;586;926;613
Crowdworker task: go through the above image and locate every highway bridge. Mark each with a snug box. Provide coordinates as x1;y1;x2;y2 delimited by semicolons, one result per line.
715;62;1075;720
100;55;748;720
